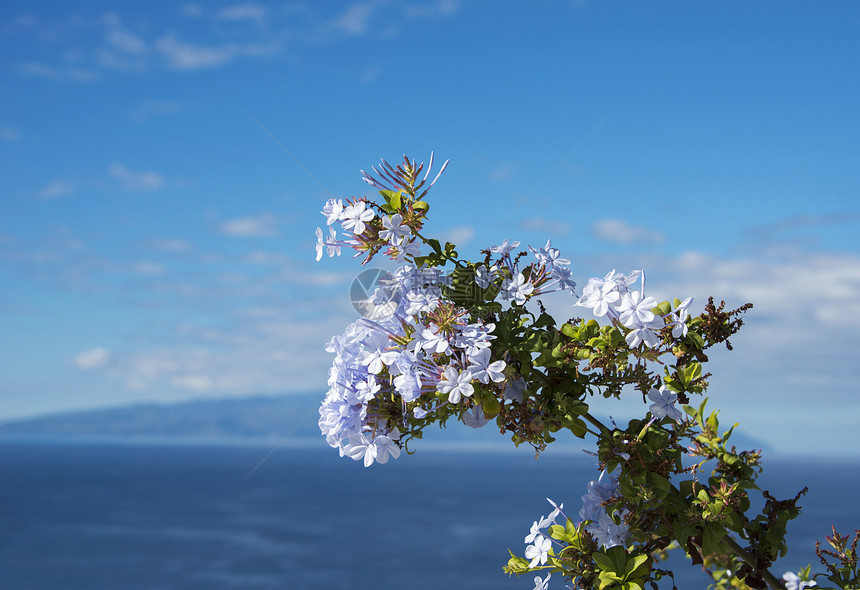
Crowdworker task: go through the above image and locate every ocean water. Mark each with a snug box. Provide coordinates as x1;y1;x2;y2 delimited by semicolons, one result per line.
0;441;857;590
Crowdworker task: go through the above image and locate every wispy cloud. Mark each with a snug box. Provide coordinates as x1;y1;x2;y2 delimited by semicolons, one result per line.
74;347;111;369
171;374;214;391
154;35;276;70
0;127;20;142
108;164;165;192
520;216;571;235
38;180;76;199
330;1;380;36
146;238;192;252
218;213;282;237
181;4;204;18
245;250;288;265
743;211;860;246
105;28;146;53
216;3;268;21
358;65;382;84
404;0;460;19
130;100;180;123
106;308;350;396
439;225;475;246
591;218;665;245
488;162;516;183
132;262;166;276
17;62;99;82
14;3;462;79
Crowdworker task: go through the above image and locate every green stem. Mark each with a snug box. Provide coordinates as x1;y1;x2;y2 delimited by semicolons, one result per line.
721;535;785;590
412;230;464;268
582;412;612;437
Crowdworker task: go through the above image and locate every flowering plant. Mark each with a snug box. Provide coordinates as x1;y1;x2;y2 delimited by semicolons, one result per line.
313;154;858;590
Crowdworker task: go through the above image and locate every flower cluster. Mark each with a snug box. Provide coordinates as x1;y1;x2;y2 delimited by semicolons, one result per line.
579;469;630;549
316;154;450;266
317;264;508;466
523;499;566;567
575;270;692;348
474;238;578;306
312;154;850;590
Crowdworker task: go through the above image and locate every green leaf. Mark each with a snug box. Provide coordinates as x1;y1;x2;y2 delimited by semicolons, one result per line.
412;200;429;212
653;301;672;316
701;524;726;557
593;551;618;574
625;554;649;576
606;545;628;574
481;394;501;418
675;523;694;548
646;472;671;500
560;322;577;338
598;571;621;589
504;550;531;574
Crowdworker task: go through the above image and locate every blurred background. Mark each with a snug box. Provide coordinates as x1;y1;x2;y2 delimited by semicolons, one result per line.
1;1;859;588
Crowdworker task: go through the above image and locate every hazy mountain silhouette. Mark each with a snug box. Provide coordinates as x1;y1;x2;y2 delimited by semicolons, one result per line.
0;394;770;452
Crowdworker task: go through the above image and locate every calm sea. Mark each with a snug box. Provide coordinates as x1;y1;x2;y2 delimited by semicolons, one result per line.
1;441;857;590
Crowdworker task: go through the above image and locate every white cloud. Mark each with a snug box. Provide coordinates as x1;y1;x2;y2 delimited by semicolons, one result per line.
133;262;165;276
359;65;381;84
130;100;180;123
105;307;351;396
404;0;460;19
14;3;461;80
217;3;267;21
17;62;99;82
74;348;111;370
488;162;516;183
0;127;19;142
182;4;204;17
245;251;288;265
38;180;75;199
331;2;379;35
15;14;39;27
656;250;860;331
155;35;274;70
520;216;571;235
108;164;164;192
147;238;192;252
218;213;281;237
278;268;356;287
171;374;214;391
439;225;475;246
592;218;665;245
106;29;146;53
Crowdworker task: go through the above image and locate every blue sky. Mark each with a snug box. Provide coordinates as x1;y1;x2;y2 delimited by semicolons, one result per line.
1;1;859;455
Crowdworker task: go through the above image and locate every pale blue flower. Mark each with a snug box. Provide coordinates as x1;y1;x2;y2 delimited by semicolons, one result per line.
475;264;499;288
321;198;344;225
783;571;817;590
503;375;526;402
617;290;658;328
648;385;684;423
524;535;552;567
532;573;551;590
490;239;520;255
462;406;490;429
437;367;474;403
341;201;375;235
502;272;534;305
467;348;506;384
379;213;409;245
588;510;630;549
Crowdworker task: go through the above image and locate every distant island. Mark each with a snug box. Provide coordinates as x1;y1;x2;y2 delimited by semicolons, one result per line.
0;393;770;452
0;394;323;442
